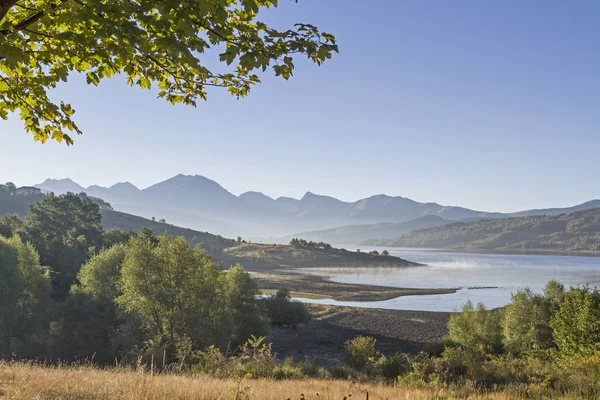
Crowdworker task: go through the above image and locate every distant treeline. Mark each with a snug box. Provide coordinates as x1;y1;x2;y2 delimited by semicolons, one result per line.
289;237;332;250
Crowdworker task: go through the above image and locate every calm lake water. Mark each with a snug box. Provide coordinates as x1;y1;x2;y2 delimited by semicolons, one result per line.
298;246;600;312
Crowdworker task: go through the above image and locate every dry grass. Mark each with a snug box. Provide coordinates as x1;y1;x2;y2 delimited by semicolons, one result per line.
0;362;520;400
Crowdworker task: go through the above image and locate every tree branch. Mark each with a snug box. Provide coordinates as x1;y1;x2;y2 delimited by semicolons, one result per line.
0;1;60;35
0;0;17;23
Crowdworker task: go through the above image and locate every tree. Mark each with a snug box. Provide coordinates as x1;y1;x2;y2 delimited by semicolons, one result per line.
543;279;565;308
0;235;51;358
50;245;127;362
0;0;338;145
551;286;600;356
223;264;269;346
103;228;135;249
345;336;379;370
0;236;22;357
117;235;229;353
382;250;389;256
237;236;242;243
0;213;23;237
448;301;503;354
77;244;127;303
501;288;554;354
263;288;310;328
78;193;113;210
1;182;16;196
20;193;104;299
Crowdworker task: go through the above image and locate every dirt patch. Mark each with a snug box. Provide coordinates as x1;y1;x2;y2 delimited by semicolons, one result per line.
269;304;451;365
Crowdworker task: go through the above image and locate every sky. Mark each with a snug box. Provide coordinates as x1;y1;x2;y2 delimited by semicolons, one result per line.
2;0;600;213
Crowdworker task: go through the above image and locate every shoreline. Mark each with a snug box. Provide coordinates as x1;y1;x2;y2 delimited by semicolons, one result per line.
361;245;600;258
252;271;457;302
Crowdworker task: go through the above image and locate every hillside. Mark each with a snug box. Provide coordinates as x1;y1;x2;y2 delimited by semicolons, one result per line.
100;209;235;253
369;208;600;253
266;215;450;245
221;242;420;272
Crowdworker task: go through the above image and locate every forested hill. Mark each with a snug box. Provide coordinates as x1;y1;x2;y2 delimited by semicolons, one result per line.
0;185;234;254
368;208;600;253
100;209;234;253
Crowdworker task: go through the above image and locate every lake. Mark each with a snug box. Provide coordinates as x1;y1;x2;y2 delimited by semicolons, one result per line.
298;246;600;312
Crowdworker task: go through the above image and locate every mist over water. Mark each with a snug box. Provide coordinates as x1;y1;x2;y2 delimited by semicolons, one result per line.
300;247;600;312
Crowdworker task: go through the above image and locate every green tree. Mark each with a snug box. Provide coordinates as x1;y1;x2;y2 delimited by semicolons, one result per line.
223;264;269;346
551;286;600;356
20;193;104;299
117;235;228;353
382;250;389;256
102;228;135;249
344;336;379;370
448;301;503;354
543;279;565;308
1;182;16;196
0;1;337;144
0;213;23;237
0;235;51;358
263;288;310;328
501;288;554;354
77;244;126;302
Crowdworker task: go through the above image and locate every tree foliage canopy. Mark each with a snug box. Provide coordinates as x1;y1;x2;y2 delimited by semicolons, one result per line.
0;235;51;358
0;0;337;144
20;193;103;298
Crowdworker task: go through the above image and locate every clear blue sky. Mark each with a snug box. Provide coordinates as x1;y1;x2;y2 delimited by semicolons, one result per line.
2;0;599;212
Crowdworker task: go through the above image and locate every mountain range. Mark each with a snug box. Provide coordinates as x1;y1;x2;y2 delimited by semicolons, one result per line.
35;175;600;239
367;208;600;253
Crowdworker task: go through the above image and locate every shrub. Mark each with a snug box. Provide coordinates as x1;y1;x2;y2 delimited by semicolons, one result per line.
502;288;554;355
345;336;379;370
448;301;503;354
423;338;456;357
375;353;411;381
263;289;311;328
551;286;600;356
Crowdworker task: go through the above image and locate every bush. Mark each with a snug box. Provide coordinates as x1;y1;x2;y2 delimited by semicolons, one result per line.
375;353;411;381
502;288;554;355
423;338;456;357
263;289;311;328
345;336;379;370
448;301;503;354
551;286;600;356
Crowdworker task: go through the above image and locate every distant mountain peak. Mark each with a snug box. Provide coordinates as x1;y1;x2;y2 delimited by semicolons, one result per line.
41;177;78;185
240;191;274;200
300;191;343;202
110;182;140;191
35;178;84;194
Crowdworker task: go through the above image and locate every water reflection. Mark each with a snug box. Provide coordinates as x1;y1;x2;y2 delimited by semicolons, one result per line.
299;246;600;312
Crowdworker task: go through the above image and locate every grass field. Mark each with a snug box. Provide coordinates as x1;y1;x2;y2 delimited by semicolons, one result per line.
0;362;521;400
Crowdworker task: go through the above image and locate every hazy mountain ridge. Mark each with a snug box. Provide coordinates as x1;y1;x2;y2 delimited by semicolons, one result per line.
264;215;451;245
34;175;600;238
368;208;600;253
